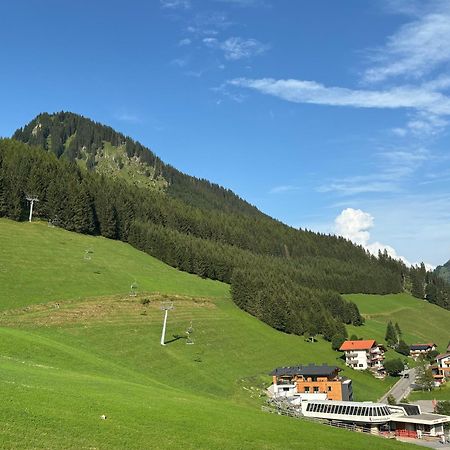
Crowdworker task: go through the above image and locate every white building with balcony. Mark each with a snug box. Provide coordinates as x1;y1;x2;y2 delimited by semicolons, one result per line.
339;339;385;378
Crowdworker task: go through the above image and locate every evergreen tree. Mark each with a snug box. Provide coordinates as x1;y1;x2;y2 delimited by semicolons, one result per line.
385;321;398;348
396;340;410;356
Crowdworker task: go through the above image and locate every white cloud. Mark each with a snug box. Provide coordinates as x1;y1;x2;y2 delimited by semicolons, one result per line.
204;37;269;60
334;208;434;268
335;208;373;246
228;78;450;115
170;57;189;67
178;38;192;46
160;0;191;9
364;6;450;83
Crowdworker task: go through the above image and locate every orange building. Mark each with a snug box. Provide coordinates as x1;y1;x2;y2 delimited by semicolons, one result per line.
270;364;353;401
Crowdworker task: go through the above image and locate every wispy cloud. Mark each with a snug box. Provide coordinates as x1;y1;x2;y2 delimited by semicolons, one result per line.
170;57;189;67
228;78;450;115
178;38;192;46
204;37;269;60
363;4;450;83
269;185;300;194
318;148;430;196
212;0;268;7
160;0;191;9
113;112;142;123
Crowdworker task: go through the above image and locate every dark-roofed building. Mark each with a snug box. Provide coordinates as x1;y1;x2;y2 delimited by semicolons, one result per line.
269;363;353;401
409;343;437;360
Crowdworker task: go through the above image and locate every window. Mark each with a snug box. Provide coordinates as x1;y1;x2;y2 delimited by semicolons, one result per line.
349;407;355;415
306;404;312;412
358;364;364;367
337;406;343;414
328;386;332;392
304;387;310;393
313;386;319;393
363;408;369;416
356;407;362;415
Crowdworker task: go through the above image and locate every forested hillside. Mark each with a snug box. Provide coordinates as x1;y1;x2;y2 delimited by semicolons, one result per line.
435;260;450;283
3;112;447;340
12;112;261;216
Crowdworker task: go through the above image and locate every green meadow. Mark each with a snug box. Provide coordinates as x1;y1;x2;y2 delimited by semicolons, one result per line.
0;219;421;448
0;219;227;309
345;293;450;358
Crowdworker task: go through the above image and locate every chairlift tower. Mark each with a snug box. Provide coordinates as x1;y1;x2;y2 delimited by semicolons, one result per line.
160;302;174;346
26;194;39;222
186;320;194;345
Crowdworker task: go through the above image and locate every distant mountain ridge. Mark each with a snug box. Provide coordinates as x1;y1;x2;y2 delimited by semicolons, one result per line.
13;111;261;216
435;260;450;283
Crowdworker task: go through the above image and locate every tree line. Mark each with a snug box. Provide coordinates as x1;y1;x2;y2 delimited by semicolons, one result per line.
1;136;446;341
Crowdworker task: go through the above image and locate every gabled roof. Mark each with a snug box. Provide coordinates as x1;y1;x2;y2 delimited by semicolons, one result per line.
410;343;436;351
436;352;450;360
339;340;376;351
269;364;340;377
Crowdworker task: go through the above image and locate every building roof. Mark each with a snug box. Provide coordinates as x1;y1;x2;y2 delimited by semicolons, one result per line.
436;352;450;360
410;343;436;351
269;363;340;377
392;414;450;425
339;339;376;351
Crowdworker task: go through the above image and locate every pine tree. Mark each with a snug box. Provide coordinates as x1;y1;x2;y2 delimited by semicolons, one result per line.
385;321;398;348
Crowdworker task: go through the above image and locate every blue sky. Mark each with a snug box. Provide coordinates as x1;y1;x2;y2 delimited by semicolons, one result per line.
1;0;450;267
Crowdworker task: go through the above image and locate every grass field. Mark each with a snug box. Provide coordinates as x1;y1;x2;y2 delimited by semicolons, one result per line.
0;219;421;448
408;383;450;401
345;293;450;357
0;219;227;310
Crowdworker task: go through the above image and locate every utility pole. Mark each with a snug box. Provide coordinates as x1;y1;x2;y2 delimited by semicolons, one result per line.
160;302;174;346
26;195;39;222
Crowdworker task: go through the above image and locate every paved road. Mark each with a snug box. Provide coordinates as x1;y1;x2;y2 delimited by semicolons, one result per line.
379;367;418;403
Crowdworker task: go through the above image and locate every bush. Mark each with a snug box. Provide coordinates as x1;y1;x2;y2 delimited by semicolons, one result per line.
384;358;405;376
387;394;396;405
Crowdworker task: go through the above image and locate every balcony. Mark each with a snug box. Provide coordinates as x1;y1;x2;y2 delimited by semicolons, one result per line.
276;379;295;386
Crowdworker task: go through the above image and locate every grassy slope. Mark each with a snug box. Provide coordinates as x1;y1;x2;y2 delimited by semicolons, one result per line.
0;219;227;309
0;220;409;449
345;293;450;355
345;293;450;401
